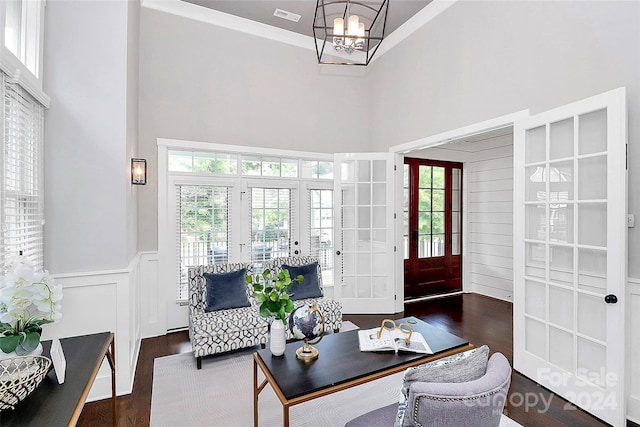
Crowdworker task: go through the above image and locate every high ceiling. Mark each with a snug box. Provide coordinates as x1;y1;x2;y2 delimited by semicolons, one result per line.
181;0;433;39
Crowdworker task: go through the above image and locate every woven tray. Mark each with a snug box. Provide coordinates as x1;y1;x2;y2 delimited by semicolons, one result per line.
0;355;52;411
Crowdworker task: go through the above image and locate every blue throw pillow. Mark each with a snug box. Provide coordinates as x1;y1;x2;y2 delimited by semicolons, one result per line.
283;262;323;301
203;268;250;312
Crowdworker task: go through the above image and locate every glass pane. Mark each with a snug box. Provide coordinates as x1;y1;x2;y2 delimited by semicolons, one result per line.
357;183;371;205
342;206;355;230
578;156;607;200
432;167;445;188
525;280;546;319
262;157;280;176
419;166;431;188
549;161;573;202
577;338;607;387
452;189;460;211
281;159;298;177
578;249;607;295
418;212;431;234
452;168;461;190
418;235;430;258
549;285;573;329
342;185;355;205
343;230;356;251
549;327;573;372
432;190;444;211
357;277;371;298
432;212;444;234
4;0;21;57
579;109;607;155
372;277;387;298
357;207;370;228
301;160;317;178
526;166;546;202
418;189;431;211
578;203;606;247
525;317;546;359
357;253;371;274
358;160;371;181
193;152;216;173
432;235;444;256
403;164;409;187
577;293;606;342
372;160;386;181
452;212;460;233
372;183;386;205
168;151;193;172
525;125;546;164
452;233;460;255
342;277;355;298
550;118;574;160
242;156;261;175
216;153;238;174
317;161;333;179
525;242;546;279
372;206;385;228
549;204;573;243
341;160;355;182
549;245;573;287
525;204;546;240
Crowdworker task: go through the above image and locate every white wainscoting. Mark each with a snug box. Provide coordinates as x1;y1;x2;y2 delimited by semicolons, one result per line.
466;135;514;302
40;253;143;401
139;251;163;338
628;277;640;423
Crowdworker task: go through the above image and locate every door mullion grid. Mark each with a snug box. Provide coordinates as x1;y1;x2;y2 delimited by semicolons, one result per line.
544;122;551;364
572;114;580;376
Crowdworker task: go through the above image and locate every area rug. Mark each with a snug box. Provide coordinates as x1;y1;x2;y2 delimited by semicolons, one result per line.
151;322;521;427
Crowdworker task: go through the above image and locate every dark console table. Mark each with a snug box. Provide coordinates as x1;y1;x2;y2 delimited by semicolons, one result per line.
0;332;116;427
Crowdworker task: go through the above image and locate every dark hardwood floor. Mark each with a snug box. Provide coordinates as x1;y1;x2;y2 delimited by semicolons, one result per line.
78;294;636;426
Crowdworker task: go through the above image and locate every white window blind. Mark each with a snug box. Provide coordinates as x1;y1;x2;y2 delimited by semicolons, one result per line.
1;73;44;270
249;187;295;267
176;185;230;301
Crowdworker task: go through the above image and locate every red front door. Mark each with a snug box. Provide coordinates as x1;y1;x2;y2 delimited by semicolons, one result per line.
404;158;463;299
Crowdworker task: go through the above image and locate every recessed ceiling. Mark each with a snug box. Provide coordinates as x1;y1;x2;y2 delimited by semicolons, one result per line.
181;0;433;38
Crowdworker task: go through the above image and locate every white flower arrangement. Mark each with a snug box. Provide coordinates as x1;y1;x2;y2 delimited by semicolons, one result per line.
0;255;62;355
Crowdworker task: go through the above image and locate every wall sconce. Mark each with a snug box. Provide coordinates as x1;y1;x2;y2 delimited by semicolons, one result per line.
131;158;146;185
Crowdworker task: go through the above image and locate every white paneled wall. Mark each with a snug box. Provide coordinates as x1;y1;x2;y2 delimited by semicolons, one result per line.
629;278;640;423
465;134;514;301
40;254;143;401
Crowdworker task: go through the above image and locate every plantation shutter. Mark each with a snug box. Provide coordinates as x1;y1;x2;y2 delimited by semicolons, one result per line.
0;73;45;270
175;185;230;301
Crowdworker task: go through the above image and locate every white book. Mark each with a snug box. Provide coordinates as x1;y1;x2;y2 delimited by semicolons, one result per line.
358;327;433;354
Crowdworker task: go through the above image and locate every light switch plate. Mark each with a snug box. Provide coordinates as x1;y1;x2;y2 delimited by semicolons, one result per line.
628;214;635;228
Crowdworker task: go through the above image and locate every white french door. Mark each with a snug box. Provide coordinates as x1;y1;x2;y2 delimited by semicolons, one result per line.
334;153;398;314
513;88;627;426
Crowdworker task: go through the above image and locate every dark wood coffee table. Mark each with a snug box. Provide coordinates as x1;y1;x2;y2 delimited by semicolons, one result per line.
253;316;471;427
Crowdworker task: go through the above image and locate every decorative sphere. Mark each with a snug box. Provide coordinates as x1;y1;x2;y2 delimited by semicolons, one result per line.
288;305;323;341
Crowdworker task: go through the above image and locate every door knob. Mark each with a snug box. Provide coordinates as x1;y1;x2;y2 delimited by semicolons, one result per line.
604;294;618;304
336;251;341;255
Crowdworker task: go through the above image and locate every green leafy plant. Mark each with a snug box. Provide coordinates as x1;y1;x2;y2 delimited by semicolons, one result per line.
246;269;303;325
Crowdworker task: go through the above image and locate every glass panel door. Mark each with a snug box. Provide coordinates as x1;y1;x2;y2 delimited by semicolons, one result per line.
514;88;627;426
334;153;396;314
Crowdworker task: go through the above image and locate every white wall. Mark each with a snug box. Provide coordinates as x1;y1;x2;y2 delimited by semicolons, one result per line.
137;6;372;251
43;0;142;397
369;0;640;277
465;135;514;301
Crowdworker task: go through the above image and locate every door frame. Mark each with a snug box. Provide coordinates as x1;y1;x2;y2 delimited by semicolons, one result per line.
388;110;530;313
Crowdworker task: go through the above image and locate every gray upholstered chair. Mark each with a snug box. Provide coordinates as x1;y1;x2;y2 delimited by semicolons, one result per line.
345;352;512;427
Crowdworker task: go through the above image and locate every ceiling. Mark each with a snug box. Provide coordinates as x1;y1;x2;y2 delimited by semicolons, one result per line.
181;0;433;39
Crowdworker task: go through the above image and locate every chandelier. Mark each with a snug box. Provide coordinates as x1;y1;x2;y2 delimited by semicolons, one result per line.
313;0;389;66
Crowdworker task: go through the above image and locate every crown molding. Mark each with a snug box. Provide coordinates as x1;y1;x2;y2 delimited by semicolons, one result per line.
141;0;459;63
141;0;314;51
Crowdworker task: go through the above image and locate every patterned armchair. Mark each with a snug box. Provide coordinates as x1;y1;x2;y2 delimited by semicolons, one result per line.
188;257;342;369
264;256;342;338
188;262;268;369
